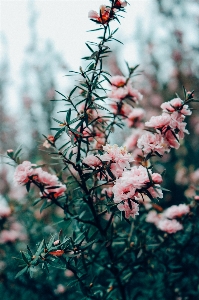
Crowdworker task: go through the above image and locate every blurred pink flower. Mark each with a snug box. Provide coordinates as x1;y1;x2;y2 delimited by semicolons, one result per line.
157;219;183;234
164;204;190;219
127;108;145;127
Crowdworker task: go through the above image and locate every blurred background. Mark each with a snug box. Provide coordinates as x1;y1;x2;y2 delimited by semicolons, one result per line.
1;1;199;299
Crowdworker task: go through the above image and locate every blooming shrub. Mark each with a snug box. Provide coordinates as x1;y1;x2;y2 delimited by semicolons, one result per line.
1;1;199;299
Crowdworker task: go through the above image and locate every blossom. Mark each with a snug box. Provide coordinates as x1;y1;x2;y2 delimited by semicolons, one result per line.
170;112;189;139
14;161;66;199
127;108;145;127
108;85;128;101
145;113;171;131
164;204;190;219
123;128;143;151
101;144;134;178
161;98;192;116
146;210;162;225
127;85;143;102
110;75;126;87
164;130;180;149
117;200;139;219
88;5;113;24
157;219;183;234
14;161;36;185
112;165;163;203
137;131;170;155
0;197;11;218
151;173;163;184
82;155;102;167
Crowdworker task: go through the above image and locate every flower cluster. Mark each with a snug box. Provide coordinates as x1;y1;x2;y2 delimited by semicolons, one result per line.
14;161;66;199
83;144;133;178
137;97;192;156
112;165;163;218
146;204;190;233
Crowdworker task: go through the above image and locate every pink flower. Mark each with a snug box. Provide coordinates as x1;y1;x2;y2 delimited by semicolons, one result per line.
127;108;145;127
83;155;102;167
100;144;133;178
137;131;170;155
117;200;139;219
161;98;192;116
157;219;183;234
37;168;58;186
112;165;163;203
145;113;171;130
164;130;180;149
108;86;128;101
152;173;163;184
123;128;143;151
0;198;11;218
14;161;36;185
110;75;126;87
88;5;112;24
164;204;190;219
170;112;189;139
0;224;27;243
146;210;162;225
127;85;143;102
0;206;11;218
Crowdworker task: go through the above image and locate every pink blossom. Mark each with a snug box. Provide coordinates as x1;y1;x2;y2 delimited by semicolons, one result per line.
151;173;163;184
110;75;126;87
14;161;36;185
164;204;190;219
0;198;11;218
112;165;162;203
157;219;183;233
37;168;58;186
117;200;139;219
100;144;133;178
164;130;180;149
161;98;192;116
137;131;170;155
0;227;27;244
170;112;189;139
145;113;171;130
108;86;128;101
0;206;11;218
127;108;145;127
146;210;162;225
127;85;143;102
123;128;143;151
88;5;112;24
83;155;102;167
